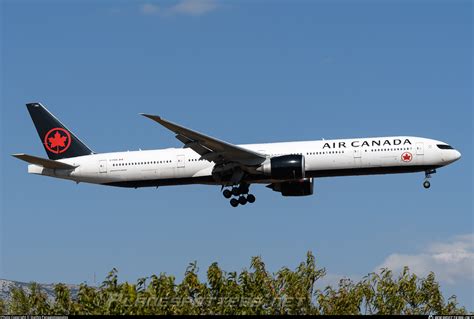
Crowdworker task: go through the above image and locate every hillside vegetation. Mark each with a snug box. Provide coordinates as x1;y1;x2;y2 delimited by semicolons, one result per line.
0;252;467;315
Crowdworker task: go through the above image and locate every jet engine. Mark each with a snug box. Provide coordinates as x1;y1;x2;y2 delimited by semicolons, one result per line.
267;178;314;196
257;154;305;180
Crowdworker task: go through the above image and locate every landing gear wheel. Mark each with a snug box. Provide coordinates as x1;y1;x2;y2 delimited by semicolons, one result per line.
230;198;239;207
423;180;431;189
238;196;247;205
247;194;256;203
232;187;240;196
223;189;232;199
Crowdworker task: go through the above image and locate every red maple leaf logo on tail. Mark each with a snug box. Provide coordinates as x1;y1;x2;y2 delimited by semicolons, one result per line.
44;128;72;154
48;131;67;148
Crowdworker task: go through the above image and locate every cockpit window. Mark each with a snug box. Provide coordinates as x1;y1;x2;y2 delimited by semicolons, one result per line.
437;144;454;150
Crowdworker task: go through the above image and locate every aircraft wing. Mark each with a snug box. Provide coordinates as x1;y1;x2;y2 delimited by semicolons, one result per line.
12;153;77;169
141;114;267;166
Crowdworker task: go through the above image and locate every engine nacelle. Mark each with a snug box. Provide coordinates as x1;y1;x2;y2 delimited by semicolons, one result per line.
268;178;314;196
258;155;305;180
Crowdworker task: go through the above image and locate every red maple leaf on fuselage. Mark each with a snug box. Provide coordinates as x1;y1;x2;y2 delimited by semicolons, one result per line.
402;153;412;161
48;131;67;148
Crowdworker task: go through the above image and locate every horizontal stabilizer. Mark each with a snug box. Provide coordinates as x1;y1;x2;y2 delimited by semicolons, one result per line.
12;153;77;169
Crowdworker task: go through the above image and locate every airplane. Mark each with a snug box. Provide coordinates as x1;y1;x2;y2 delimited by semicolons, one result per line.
13;103;461;207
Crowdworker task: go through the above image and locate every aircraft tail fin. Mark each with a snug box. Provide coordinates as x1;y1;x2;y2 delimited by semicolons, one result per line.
26;103;93;160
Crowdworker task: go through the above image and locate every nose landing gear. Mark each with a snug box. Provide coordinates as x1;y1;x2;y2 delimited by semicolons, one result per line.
423;169;436;189
222;183;256;207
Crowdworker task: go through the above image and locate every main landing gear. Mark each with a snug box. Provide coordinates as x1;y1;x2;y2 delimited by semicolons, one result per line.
423;169;436;189
222;183;256;207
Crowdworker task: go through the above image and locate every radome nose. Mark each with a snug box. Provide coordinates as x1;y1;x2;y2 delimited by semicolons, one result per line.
454;150;461;161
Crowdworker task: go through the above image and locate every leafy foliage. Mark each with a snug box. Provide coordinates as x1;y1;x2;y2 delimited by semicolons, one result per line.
0;252;467;315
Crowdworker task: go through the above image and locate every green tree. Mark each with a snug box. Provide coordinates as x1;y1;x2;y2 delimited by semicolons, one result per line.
0;252;468;315
8;286;30;314
0;296;7;315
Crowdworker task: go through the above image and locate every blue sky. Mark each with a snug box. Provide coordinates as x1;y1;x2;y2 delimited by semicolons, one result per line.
1;0;473;309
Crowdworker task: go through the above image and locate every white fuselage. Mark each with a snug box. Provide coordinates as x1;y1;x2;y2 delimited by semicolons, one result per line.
27;136;461;188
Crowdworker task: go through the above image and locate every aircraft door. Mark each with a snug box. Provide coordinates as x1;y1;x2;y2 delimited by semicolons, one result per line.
177;154;185;168
416;142;424;155
99;160;107;173
353;149;362;167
